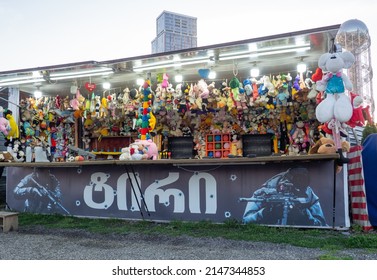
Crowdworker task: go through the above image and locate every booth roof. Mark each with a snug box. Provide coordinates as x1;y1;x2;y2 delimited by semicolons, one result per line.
0;24;340;96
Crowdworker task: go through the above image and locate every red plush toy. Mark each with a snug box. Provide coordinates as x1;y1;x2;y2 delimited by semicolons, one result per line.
346;92;365;128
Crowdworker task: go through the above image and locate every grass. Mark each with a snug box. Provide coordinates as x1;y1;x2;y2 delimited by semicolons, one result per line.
18;213;377;252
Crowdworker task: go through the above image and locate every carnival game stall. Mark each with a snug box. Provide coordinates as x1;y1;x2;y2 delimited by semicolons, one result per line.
0;22;374;229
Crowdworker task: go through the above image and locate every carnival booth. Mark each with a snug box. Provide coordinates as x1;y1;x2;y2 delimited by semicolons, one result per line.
0;23;374;229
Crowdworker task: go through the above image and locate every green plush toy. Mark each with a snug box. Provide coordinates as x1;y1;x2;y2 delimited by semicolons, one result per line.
229;77;240;101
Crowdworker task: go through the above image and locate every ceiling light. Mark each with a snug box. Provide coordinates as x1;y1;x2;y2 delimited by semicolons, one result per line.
0;78;45;87
219;44;310;61
136;78;144;86
133;57;211;72
49;67;114;81
297;62;307;73
175;74;183;83
250;67;260;78
208;71;216;79
103;81;111;90
34;87;42;98
32;71;42;78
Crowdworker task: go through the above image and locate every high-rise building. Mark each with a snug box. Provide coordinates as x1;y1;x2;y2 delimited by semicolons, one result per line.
151;11;197;54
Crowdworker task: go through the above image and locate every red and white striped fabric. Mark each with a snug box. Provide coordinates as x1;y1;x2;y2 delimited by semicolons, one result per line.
347;145;373;231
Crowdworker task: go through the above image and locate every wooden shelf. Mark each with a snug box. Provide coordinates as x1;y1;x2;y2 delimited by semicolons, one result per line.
92;152;122;155
90;136;131;155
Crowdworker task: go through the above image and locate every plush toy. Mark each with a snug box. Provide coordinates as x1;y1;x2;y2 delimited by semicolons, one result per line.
23;121;34;136
161;73;169;89
119;147;132;160
308;137;350;172
0;151;13;162
315;45;355;123
243;79;252;96
132;139;158;160
4;109;19;139
347;92;365;128
0;107;10;136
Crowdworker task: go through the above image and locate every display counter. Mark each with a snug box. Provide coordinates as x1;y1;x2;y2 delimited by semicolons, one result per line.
4;154;349;229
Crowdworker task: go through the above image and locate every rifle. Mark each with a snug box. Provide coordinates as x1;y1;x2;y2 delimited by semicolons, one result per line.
67;145;96;160
239;193;309;225
30;177;70;215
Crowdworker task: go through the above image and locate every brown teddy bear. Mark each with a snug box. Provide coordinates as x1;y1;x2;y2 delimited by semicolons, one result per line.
309;137;350;173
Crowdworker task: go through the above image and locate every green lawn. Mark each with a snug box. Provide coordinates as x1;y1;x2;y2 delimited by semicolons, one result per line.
19;213;377;252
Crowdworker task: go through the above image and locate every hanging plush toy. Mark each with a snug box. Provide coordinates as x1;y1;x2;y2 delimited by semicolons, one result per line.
314;45;355;164
0;107;10;136
315;45;355;123
5;109;19;140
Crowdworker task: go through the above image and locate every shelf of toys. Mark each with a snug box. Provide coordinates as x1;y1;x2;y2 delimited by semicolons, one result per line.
0;70;328;164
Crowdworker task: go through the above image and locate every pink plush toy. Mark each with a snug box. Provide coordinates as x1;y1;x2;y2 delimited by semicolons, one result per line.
133;139;158;160
0;106;9;136
0;116;10;136
161;73;169;89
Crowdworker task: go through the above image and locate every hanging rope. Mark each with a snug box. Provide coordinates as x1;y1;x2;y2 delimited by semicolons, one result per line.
232;61;239;77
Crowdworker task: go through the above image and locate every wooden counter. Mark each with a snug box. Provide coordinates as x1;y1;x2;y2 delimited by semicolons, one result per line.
0;154;339;167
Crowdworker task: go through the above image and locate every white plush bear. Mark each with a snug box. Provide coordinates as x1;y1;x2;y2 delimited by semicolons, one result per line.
119;147;132;160
315;45;355;123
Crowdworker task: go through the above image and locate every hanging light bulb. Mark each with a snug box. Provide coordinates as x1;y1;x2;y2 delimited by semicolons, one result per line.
70;81;78;94
175;74;183;83
250;67;260;78
103;81;111;90
297;62;307;73
34;88;42;98
208;70;216;79
136;78;144;86
297;58;307;73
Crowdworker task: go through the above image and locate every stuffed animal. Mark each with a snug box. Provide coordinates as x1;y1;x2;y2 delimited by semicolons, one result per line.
346;92;365;128
119;147;132;160
0;108;10;136
132;139;158;160
0;151;13;162
4;109;19;139
308;136;350;172
315;45;355;123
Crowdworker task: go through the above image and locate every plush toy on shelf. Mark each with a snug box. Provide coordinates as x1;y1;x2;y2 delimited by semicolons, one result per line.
119;147;132;160
308;136;350;172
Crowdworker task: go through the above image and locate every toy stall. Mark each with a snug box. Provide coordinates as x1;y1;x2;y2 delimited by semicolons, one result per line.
1;23;373;229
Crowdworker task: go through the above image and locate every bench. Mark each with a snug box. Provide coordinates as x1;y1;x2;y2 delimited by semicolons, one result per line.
0;211;19;233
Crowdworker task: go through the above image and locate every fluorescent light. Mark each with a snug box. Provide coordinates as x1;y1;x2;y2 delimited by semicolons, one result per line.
133;57;211;72
49;68;114;81
32;71;42;78
49;70;113;81
219;44;311;61
0;78;45;87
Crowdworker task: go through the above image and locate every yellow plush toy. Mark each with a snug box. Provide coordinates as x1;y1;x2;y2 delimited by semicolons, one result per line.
5;110;19;139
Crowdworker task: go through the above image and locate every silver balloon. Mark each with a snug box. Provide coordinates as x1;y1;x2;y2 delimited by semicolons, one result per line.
336;19;370;54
